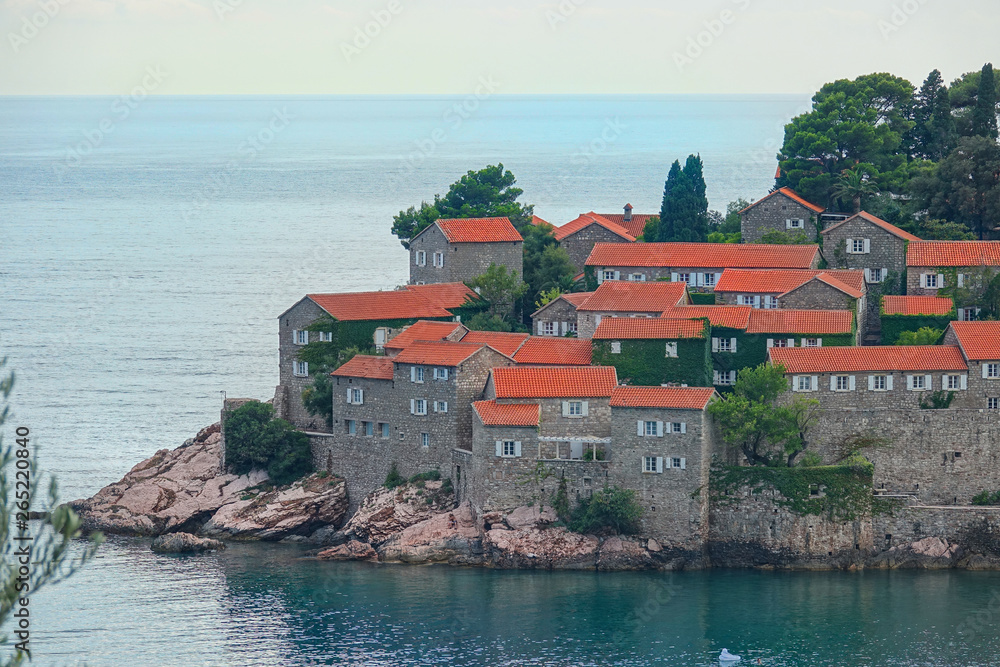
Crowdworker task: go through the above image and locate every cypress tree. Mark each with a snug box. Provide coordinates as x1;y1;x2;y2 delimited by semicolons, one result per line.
657;160;683;242
658;155;709;242
972;63;998;140
913;70;948;159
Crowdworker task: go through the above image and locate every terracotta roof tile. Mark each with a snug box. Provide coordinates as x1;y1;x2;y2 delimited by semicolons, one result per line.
593;317;707;340
660;305;753;330
738;187;825;215
769;346;967;373
598;212;656;239
308;290;455;322
553;212;635;242
492;366;618;399
822;211;920;241
746;309;854;335
560;291;594;306
384;321;468;351
331;355;395;380
948;321;1000;360
473;400;540;427
393;341;494;367
433;217;523;244
578;281;689;313
714;269;865;296
531;215;552;228
882;296;954;317
460;331;531;357
404;282;479;309
585;242;818;269
810;273;864;299
908;241;1000;267
610;386;717;410
512;337;593;365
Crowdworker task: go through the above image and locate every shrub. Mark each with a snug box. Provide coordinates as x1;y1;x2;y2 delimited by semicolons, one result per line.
224;402;313;486
972;490;1000;506
569;486;643;535
409;470;441;484
552;477;570;522
384;463;406;489
440;478;454;494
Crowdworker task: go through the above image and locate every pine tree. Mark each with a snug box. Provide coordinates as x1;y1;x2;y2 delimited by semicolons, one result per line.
657;155;709;242
912;70;955;160
657;160;684;241
972;63;998;140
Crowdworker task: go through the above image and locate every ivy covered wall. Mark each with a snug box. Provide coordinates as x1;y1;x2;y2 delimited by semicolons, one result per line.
592;335;712;387
880;310;954;345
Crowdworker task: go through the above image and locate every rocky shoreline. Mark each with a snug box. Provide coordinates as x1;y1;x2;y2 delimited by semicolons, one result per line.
71;424;1000;571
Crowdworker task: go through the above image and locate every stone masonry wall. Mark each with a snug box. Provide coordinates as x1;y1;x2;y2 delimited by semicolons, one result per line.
740;194;820;244
531;297;580;336
409;223;523;285
783;369;977;409
779;281;865;341
278;298;331;432
560;225;632;273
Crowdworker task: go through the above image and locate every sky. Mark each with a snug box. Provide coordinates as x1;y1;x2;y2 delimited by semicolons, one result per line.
0;0;997;95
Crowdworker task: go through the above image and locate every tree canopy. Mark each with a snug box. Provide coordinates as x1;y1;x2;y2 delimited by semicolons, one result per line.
658;155;709;242
224;401;313;486
466;263;529;327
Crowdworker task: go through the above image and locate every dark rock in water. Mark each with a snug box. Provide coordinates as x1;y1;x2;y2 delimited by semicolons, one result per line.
151;532;225;554
317;540;378;561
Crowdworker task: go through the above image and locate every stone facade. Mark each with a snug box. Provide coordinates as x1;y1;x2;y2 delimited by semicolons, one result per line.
783;368;976;409
531;295;582;337
577;311;659;340
559;224;632;274
943;327;1000;411
740;190;823;244
276;297;331;432
779;281;866;341
821;214;909;281
409;223;523;285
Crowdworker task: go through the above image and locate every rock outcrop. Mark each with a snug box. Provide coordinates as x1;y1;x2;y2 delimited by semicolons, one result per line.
378;501;483;564
345;480;455;545
151;532;226;554
318;540;378;561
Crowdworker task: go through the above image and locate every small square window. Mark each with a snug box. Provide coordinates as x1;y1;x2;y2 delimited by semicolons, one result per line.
912;375;926;390
502;441;517;457
542;322;557;336
872;375;887;391
351;388;363;404
671;457;682;469
703;273;717;287
946;375;962;390
717;338;732;352
346;420;356;435
568;401;583;416
644;421;657;436
678;273;691;284
925;274;939;288
797;376;812;391
567;321;578;334
805;338;820;348
852;239;865;254
435;401;448;413
835;376;850;391
773;339;789;348
988;398;999;410
671;422;682;433
421;433;430;448
434;368;449;381
643;456;657;473
295;330;308;345
602;270;617;281
413;367;425;383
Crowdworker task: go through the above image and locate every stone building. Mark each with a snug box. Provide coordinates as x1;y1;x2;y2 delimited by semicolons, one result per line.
585;242;820;291
943;320;1000;412
509;337;593;366
591;317;711;387
879;296;955;345
575;280;690;339
598;204;656;240
383;320;468;356
906;241;1000;319
660;305;752;388
739;187;825;243
553;212;635;273
530;291;592;336
820;211;919;285
408;217;523;285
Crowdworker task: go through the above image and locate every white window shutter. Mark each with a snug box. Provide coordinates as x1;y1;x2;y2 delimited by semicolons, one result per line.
536;320;544;335
863;239;871;253
817;338;822;347
753;296;760;309
864;268;871;282
868;375;874;390
830;376;837;391
961;375;968;390
985;364;990;379
656;421;664;437
810;376;818;391
514;442;522;457
715;273;722;285
347;388;353;403
713;370;720;384
656;457;664;473
849;376;855;390
787;338;796;347
887;375;894;390
958;274;965;288
581;402;589;416
712;337;719;352
433;401;438;413
410;399;416;414
786;219;792;229
410;367;416;382
680;422;687;434
920;274;927;288
767;339;774;348
671;272;679;282
925;374;933;389
495;441;502;457
801;338;807;347
562;401;570;416
614;271;620;280
906;375;914;390
637;420;644;436
730;338;738;353
793;375;801;391
680;458;687;469
937;274;945;288
846;238;854;254
942;374;948;389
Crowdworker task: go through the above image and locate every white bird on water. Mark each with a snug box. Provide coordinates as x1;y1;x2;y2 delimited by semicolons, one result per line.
719;648;742;665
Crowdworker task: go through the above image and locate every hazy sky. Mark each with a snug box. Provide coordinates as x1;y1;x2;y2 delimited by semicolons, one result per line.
1;0;997;95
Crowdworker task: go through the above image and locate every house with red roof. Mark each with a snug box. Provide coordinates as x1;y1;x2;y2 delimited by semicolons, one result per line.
553;212;635;273
906;241;1000;320
821;212;919;287
739;187;826;243
383;320;469;356
409;217;523;286
598;204;657;239
575;280;690;339
530;291;593;337
943;321;1000;411
591;317;711;387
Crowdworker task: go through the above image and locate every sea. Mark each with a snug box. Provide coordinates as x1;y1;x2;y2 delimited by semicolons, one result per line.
3;95;1000;666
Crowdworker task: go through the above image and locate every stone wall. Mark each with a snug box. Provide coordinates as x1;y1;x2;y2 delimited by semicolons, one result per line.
531;297;580;336
560;225;632;273
822;218;908;278
277;298;332;432
780;282;865;341
783;370;976;409
409;223;523;285
740;194;821;244
874;505;1000;551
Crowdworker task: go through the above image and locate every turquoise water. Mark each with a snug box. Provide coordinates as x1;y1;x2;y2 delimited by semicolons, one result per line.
6;95;1000;665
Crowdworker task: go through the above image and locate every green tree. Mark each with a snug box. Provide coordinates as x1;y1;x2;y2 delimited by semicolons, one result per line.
950;66;1000;137
519;223;579;322
390;164;533;248
0;362;103;665
913;135;1000;239
535;286;563;310
569;486;643;535
894;327;944;345
464;312;514;332
638;215;660;242
972;63;999;140
831;165;879;214
911;69;956;160
760;230;811;245
224;402;312;486
466;263;529;324
658;155;709;242
301;345;361;428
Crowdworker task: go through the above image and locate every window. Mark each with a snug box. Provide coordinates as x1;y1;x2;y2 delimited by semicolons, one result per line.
678;273;691;284
737;295;757;307
852;239;866;254
665;342;678;358
628;273;646;281
959;308;981;322
786;218;804;229
542;321;556;336
611;341;622;354
671;422;683;433
912;375;927;390
503;440;517;457
795;376;814;392
671;457;682;469
433;368;449;381
319;331;333;342
866;269;885;284
346;420;356;435
804;338;820;348
717;338;732;352
772;339;789;348
642;456;660;473
946;375;962;390
602;270;618;281
872;375;887;391
421;433;430;448
434;400;448;413
349;388;363;405
568;401;583;416
924;274;939;289
415;250;426;266
433;252;444;268
835;375;851;391
293;360;308;377
763;296;779;309
644;421;657;436
989;398;999;410
294;330;308;345
703;273;717;287
987;364;1000;379
714;370;737;386
363;421;374;437
567;321;578;334
411;399;427;415
380;423;390;438
411;367;425;383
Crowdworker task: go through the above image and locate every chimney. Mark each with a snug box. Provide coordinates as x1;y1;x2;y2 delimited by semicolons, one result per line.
623;203;633;223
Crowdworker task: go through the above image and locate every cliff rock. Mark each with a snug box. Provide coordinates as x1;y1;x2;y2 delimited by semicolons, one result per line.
378;501;482;565
318;540;378;561
345;480;455;545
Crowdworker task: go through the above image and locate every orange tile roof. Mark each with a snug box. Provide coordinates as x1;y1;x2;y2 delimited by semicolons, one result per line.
739;187;825;215
384;320;468;351
598;213;656;239
882;296;954;317
714;269;865;296
810;273;865;299
822;211;920;241
660;305;753;329
460;331;531;357
948;321;1000;360
769;346;967;373
610;386;717;410
392;341;494;367
512;337;593;365
473;400;540;427
907;241;1000;267
560;291;594;306
492;366;618;399
404;282;479;310
553;212;635;242
331;355;395;380
307;290;456;322
746;309;854;335
578;281;688;313
585;242;818;269
531;215;552;228
432;217;523;244
593;317;707;340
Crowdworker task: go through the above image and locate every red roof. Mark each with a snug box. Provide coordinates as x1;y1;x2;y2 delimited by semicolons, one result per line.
593;317;706;340
307;290;456;322
578;281;688;313
512;337;593;365
473;400;540;427
660;305;753;329
585;242;818;269
769;346;967;373
560;291;594;307
715;269;865;297
822;211;920;242
882;296;954;317
384;320;467;351
610;386;717;410
598;212;657;239
492;366;618;399
531;215;552;228
331;355;395;380
949;321;1000;360
404;282;478;310
907;241;1000;267
432;217;523;244
553;212;635;242
739;187;824;215
393;342;494;367
460;331;531;357
746;309;854;335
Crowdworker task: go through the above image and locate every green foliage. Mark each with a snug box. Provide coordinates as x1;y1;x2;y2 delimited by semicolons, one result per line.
907;218;976;241
224;401;313;486
384;463;406;490
689;292;717;305
707;231;741;244
552;477;570;522
911;69;956;161
592;335;712;388
301;345;362;428
521;222;580;320
408;469;441;484
0;362;103;665
658;155;709;242
760;230;812;245
972;490;1000;506
831;165;879;214
638;215;660;242
582;448;606;461
465;311;515;332
569;486;643;535
535;286;563;310
834;434;894;463
880;301;953;344
390;164;533;247
467;263;529;324
920;390;956;410
972;63;999;140
894;326;944;346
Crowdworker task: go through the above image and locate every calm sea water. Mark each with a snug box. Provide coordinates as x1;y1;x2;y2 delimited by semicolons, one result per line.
4;95;999;665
